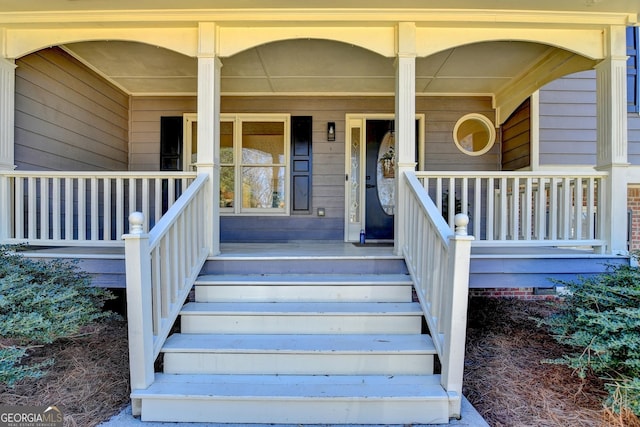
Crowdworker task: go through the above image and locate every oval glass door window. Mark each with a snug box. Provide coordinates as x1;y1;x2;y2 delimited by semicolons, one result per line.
453;113;496;156
377;130;395;215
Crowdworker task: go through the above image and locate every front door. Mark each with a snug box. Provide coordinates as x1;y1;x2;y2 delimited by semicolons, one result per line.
365;120;395;240
344;114;424;242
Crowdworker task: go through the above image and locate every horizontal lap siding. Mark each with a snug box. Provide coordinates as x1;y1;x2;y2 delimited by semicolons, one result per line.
539;70;640;166
419;97;498;171
14;47;129;171
501;98;530;170
129;97;197;171
130;94;495;241
539;71;597;166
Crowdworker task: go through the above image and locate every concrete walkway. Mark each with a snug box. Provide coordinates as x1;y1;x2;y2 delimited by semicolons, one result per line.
99;397;489;427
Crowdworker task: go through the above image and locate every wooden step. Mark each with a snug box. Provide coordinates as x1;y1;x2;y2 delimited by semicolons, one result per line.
133;373;449;424
180;301;423;334
194;273;413;302
162;333;436;375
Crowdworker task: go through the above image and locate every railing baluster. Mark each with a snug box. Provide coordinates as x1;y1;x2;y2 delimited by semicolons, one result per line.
142;178;150;233
91;177;99;241
40;177;49;240
562;177;571;240
499;177;508;240
535;177;546;240
27;177;36;240
116;178;124;238
575;178;583;240
104;178;112;241
549;178;558;240
486;177;494;240
522;178;532;240
78;178;86;241
65;177;73;241
52;177;60;240
586;177;596;240
15;177;24;239
474;177;481;240
154;178;162;227
447;177;455;227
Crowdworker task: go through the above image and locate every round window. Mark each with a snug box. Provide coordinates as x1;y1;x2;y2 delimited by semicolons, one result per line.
453;113;496;156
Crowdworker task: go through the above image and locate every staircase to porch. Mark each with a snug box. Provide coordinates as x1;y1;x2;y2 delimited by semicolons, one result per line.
131;255;452;424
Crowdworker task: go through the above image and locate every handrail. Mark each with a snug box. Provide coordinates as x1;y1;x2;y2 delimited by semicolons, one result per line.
415;171;607;248
0;171;197;246
402;171;473;419
123;173;210;416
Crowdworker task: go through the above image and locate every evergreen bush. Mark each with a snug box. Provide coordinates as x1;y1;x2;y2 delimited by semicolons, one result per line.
0;246;114;385
539;262;640;416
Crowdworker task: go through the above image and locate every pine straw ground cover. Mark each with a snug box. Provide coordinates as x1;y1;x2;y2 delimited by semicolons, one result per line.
0;320;130;427
464;297;640;427
1;298;639;426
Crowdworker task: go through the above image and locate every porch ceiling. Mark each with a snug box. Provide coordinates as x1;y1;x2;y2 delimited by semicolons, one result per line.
62;38;568;98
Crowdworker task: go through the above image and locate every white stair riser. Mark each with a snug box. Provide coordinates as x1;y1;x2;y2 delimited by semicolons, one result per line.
141;397;449;424
163;353;434;375
180;314;422;334
195;285;412;303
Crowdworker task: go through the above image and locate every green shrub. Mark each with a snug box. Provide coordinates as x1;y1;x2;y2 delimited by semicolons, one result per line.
0;246;114;385
539;262;640;415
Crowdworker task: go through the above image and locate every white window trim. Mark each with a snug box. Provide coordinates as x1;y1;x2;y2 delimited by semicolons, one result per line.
220;113;291;216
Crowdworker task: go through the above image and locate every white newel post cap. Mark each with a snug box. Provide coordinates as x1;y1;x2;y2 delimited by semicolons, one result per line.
454;213;469;236
129;212;145;234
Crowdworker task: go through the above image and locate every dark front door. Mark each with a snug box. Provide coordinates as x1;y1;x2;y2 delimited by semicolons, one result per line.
365;120;395;240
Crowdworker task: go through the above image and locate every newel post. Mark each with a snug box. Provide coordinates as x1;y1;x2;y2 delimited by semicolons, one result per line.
123;212;155;416
442;213;473;418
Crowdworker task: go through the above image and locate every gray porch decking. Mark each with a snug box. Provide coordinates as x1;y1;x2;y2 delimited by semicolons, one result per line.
18;241;629;290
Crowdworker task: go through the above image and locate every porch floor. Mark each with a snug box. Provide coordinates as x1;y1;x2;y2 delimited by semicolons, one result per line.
18;240;613;260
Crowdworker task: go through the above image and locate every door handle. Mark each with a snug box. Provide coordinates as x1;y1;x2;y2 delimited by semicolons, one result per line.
366;184;376;189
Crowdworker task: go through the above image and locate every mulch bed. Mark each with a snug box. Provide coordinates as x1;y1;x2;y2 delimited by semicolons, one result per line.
464;297;640;427
2;298;639;426
0;320;130;427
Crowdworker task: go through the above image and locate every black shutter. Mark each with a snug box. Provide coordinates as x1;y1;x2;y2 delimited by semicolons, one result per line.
160;116;183;171
628;26;639;114
291;116;312;214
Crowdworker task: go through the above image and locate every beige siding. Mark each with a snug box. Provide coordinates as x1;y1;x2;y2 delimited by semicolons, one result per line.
539;70;597;166
129;97;197;171
417;97;499;171
14;47;129;171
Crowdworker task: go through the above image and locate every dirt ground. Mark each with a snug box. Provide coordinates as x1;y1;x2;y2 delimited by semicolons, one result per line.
1;298;639;426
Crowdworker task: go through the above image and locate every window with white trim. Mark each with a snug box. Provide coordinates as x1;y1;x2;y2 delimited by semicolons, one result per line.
220;114;290;215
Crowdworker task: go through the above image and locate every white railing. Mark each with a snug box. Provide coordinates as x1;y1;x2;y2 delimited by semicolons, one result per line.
0;171;197;246
416;171;607;248
402;171;473;419
123;173;209;416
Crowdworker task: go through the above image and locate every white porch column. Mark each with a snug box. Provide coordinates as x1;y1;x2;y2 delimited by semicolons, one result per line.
0;58;15;170
196;22;222;256
0;58;16;242
595;25;629;255
394;22;417;255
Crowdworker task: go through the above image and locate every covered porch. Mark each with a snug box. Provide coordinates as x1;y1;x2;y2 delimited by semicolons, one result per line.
0;1;638;424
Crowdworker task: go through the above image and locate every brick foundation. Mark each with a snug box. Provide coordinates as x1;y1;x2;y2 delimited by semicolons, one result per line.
628;187;640;252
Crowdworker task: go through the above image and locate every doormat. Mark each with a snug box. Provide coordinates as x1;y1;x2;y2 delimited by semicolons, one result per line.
352;242;394;247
